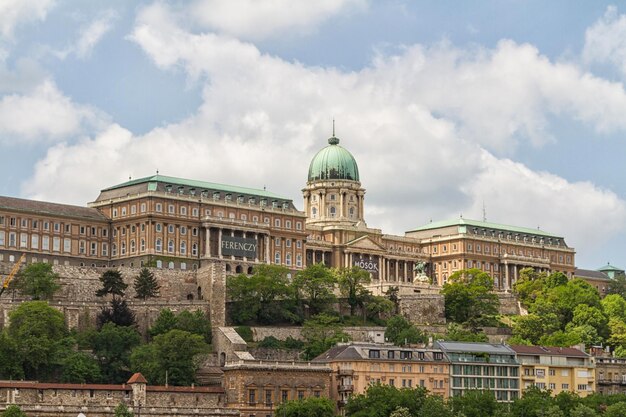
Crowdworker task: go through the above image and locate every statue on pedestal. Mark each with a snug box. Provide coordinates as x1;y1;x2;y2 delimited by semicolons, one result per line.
413;261;429;284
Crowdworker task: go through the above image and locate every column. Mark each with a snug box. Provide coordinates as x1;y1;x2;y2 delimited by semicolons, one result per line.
344;252;349;268
204;227;211;257
320;192;326;218
395;260;399;281
513;264;518;285
265;235;270;263
403;261;408;282
504;261;509;291
381;257;386;281
340;191;345;218
218;228;223;259
230;230;235;260
243;232;247;262
254;233;259;262
303;192;309;217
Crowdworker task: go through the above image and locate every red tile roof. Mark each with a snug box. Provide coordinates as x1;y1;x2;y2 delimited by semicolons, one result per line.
127;373;148;384
510;345;589;357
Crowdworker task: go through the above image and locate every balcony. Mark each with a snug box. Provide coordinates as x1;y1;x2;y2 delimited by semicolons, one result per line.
598;379;626;386
337;369;354;376
337;400;348;407
338;385;354;392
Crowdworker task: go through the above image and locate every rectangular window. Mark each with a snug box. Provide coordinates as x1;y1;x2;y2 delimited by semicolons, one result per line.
42;236;49;250
369;350;380;358
21;219;27;228
282;390;289;403
65;224;70;233
102;243;108;256
64;238;71;252
248;389;256;405
286;239;291;248
53;237;60;251
9;232;16;247
20;233;28;248
10;217;16;226
31;235;39;249
79;241;86;254
91;242;97;256
0;216;3;225
0;231;4;246
80;226;86;234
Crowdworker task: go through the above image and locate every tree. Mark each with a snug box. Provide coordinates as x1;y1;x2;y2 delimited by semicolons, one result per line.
96;269;128;298
131;329;208;386
337;266;371;316
1;405;26;417
151;309;213;343
150;308;178;338
175;310;212;343
227;264;297;324
91;323;141;383
0;331;24;380
12;262;60;300
608;273;626;298
344;384;429;417
510;386;553;417
8;301;68;380
441;268;499;328
275;397;335;417
449;390;501;417
293;263;337;317
511;313;560;345
569;404;598;417
301;313;350;360
602;294;626;321
97;298;136;328
364;295;394;323
61;351;101;383
385;286;400;315
442;322;488;342
134;267;160;300
604;402;626;417
114;402;134;417
385;315;428;345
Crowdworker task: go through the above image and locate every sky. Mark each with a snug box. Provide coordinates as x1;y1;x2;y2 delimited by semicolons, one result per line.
2;0;626;269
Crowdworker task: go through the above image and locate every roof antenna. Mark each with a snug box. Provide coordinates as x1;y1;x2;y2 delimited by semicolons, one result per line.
332;118;335;137
263;185;266;191
129;175;132;180
482;200;487;222
156;169;159;175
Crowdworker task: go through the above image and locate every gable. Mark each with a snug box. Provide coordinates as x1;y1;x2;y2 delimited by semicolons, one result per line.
346;235;385;251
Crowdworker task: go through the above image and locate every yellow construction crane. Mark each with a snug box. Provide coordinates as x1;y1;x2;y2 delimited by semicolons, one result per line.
0;254;26;297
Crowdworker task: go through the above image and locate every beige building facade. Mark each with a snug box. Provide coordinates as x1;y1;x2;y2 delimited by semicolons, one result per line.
511;345;595;397
313;342;449;412
0;133;575;293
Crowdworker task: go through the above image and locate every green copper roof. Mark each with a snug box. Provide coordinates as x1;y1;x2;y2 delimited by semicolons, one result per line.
102;174;290;200
407;217;563;238
597;263;624;272
308;136;360;182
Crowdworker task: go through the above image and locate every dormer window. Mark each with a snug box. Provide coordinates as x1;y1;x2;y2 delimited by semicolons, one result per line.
165;185;172;193
225;193;232;202
237;195;244;204
261;199;267;207
189;188;196;196
213;192;221;200
272;200;278;209
178;186;184;194
249;197;256;205
201;190;209;198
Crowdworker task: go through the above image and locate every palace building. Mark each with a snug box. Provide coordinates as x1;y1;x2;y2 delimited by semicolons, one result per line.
0;133;575;291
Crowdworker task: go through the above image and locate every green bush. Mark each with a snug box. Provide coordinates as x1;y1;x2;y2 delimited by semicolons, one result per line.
235;326;253;342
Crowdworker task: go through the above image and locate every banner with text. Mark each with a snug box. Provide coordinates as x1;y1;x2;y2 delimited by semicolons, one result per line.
221;235;258;258
353;257;379;274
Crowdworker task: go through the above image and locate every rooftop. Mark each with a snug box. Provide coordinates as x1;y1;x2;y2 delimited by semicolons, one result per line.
574;268;611;281
100;174;291;201
510;345;589;358
435;341;517;355
0;195;107;222
407;217;562;239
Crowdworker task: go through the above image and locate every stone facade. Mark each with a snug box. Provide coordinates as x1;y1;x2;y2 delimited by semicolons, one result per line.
0;375;236;417
222;360;332;417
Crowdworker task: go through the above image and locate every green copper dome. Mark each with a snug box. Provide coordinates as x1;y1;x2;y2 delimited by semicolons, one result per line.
308;136;360;182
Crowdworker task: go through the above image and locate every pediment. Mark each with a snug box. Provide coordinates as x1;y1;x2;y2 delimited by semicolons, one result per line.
346;235;385;251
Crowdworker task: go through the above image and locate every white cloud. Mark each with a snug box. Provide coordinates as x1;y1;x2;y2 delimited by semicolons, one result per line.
75;10;117;59
0;80;106;143
0;0;55;38
20;2;626;266
50;10;118;60
187;0;367;40
461;152;626;250
583;6;626;75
